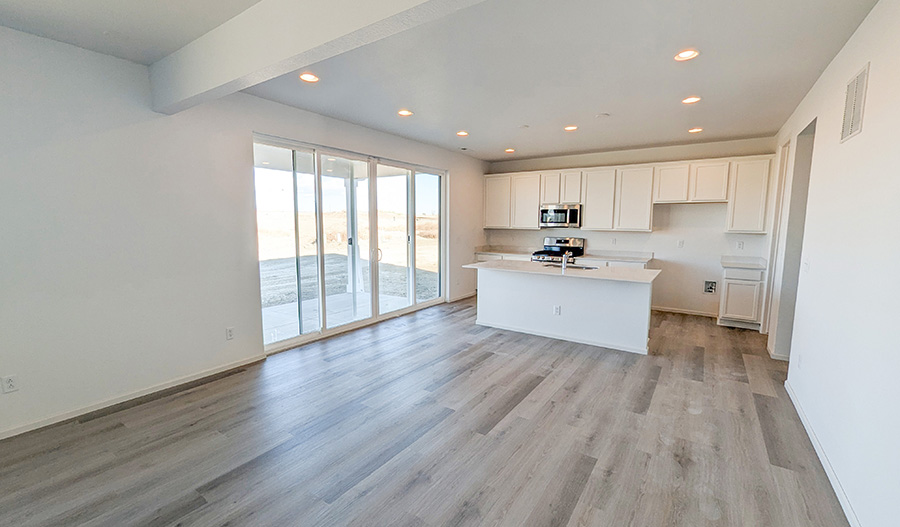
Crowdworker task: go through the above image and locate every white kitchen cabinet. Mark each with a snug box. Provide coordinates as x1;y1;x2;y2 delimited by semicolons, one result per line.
726;159;770;233
561;171;583;203
581;169;616;230
540;171;582;204
510;174;541;229
719;279;761;322
654;162;728;203
653;165;690;202
540;172;561;204
614;167;654;231
484;176;511;228
690;161;730;201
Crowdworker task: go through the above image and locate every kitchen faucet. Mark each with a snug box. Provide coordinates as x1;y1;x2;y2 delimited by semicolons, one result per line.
561;251;572;274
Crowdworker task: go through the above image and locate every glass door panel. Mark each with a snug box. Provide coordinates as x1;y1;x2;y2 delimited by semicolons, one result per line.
415;172;441;303
294;150;321;334
321;155;372;328
253;143;301;345
376;164;412;314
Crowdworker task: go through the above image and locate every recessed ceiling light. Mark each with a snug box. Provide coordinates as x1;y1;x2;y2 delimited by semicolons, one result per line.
682;96;702;104
262;161;270;165
299;72;319;83
595;112;611;119
674;49;700;61
564;125;578;131
505;148;516;153
688;127;703;133
456;130;469;136
398;109;413;117
327;158;335;161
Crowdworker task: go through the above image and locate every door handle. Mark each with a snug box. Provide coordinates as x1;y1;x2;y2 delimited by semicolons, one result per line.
377;248;383;261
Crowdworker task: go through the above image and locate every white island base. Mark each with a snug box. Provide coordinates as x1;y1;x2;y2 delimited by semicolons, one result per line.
463;261;661;355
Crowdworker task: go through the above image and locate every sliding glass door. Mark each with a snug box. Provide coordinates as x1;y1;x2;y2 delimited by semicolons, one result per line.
320;154;372;329
253;137;444;349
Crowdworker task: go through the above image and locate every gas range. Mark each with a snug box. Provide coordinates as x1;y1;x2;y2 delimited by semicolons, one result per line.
531;237;585;264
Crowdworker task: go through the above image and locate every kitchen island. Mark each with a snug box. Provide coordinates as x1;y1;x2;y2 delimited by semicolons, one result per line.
463;260;661;354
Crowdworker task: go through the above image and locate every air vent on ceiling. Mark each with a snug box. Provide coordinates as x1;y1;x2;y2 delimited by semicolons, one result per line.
841;63;869;142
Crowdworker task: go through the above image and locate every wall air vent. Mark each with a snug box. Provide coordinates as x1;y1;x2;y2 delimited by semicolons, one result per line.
841;63;869;142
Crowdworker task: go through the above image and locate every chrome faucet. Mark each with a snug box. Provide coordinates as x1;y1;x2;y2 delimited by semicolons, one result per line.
561;251;572;274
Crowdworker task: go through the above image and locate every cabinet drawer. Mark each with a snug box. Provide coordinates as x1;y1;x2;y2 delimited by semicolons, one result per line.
724;268;763;281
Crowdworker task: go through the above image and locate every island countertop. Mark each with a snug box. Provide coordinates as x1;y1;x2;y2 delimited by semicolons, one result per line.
463;260;661;284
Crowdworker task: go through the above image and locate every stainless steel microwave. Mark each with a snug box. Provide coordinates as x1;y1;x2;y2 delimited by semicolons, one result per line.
539;204;581;228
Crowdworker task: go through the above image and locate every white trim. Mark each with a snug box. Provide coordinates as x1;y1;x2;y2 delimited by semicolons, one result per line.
767;348;790;362
449;290;477;302
784;381;861;527
0;355;266;441
651;306;717;318
264;297;446;355
474;320;648;355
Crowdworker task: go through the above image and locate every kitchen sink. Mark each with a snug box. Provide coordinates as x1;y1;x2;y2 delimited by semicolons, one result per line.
542;263;599;270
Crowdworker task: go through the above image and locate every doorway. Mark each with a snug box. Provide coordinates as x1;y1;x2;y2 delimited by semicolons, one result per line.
767;119;817;359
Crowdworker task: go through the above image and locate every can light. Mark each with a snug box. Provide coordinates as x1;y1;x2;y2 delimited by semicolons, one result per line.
299;72;319;83
564;125;578;131
688;127;703;133
398;109;413;117
456;130;469;136
675;49;700;61
682;96;702;104
505;148;516;153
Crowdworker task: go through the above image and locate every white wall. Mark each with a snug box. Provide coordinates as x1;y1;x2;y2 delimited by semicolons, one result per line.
485;140;777;316
771;0;900;525
0;26;485;439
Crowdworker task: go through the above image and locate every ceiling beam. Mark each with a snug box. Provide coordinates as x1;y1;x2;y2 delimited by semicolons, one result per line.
149;0;487;115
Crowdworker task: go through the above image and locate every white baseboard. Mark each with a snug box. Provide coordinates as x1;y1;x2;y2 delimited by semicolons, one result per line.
651;306;718;318
449;291;477;302
0;354;266;442
784;380;861;527
768;348;790;362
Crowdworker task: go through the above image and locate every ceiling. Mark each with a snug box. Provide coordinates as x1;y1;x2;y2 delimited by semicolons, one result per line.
245;0;878;161
0;0;263;64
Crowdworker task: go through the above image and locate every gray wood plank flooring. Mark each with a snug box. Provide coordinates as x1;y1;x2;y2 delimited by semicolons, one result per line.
0;298;849;526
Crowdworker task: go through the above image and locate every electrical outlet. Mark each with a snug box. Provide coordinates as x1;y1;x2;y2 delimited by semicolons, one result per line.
704;281;717;294
552;305;561;316
610;238;616;245
2;376;19;394
737;241;744;250
677;240;685;248
225;327;235;341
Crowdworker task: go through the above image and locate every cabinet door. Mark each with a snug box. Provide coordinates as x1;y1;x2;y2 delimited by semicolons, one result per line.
654;165;690;202
484;176;511;228
560;171;583;203
690;161;729;202
726;159;770;233
510;174;541;229
615;167;654;231
581;169;616;230
719;279;761;321
540;172;561;204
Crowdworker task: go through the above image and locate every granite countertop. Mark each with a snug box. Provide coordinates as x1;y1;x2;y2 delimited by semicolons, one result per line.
721;256;767;270
463;260;661;284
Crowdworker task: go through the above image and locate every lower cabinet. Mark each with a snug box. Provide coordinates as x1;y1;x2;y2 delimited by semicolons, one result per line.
719;280;761;321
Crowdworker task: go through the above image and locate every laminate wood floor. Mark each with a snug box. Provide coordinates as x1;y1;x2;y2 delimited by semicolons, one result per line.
0;298;849;526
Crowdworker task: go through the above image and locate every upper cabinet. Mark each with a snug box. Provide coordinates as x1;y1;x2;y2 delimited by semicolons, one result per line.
654;165;690;202
540;171;582;204
615;167;654;231
726;159;770;233
653;161;729;203
484;175;511;228
510;174;541;229
484;154;772;233
581;169;616;230
690;161;730;201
